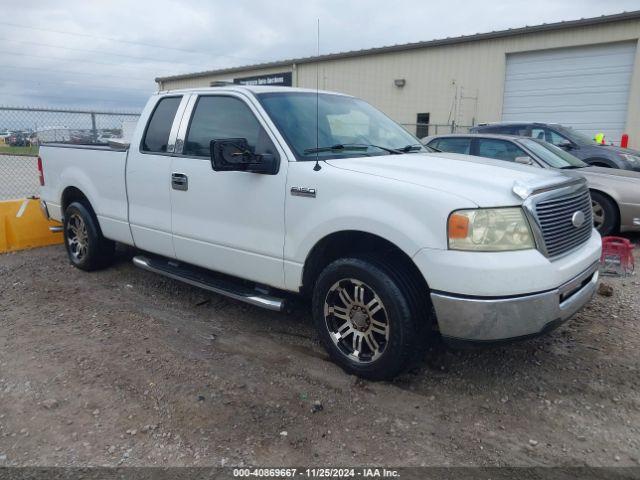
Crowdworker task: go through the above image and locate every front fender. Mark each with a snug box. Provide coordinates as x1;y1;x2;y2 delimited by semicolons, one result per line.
283;162;477;290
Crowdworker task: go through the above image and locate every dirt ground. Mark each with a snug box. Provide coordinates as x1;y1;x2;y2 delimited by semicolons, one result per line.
1;238;639;467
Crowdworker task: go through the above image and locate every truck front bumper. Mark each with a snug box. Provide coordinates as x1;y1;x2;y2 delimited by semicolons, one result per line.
430;261;599;343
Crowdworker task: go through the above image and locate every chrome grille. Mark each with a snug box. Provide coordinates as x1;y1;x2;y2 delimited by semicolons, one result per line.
534;187;593;258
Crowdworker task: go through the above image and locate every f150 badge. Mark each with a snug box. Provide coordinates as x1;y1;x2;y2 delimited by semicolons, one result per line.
290;187;316;198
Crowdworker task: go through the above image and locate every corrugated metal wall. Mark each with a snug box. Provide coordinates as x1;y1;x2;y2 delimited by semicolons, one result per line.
159;18;640;147
502;41;637;142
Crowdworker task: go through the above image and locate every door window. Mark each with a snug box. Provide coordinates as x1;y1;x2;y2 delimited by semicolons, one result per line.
184;96;276;157
430;137;471;154
530;127;569;146
530;127;547;141
477;138;528;162
546;129;570;146
141;96;182;153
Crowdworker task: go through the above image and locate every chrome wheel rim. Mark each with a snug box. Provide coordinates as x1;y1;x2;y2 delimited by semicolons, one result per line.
324;278;389;364
592;200;605;231
67;213;89;261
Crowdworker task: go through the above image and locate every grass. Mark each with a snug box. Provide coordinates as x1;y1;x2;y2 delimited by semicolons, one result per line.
0;145;40;156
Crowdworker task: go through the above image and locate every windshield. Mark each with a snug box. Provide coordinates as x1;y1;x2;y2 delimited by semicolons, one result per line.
520;139;587;168
257;92;425;160
556;126;597;145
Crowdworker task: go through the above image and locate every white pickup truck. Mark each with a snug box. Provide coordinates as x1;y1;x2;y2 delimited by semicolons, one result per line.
39;86;602;379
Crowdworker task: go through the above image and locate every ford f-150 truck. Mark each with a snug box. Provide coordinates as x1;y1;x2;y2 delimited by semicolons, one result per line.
39;86;602;379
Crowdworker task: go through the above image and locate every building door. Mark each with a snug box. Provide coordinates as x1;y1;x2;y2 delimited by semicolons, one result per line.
502;41;637;142
416;113;430;139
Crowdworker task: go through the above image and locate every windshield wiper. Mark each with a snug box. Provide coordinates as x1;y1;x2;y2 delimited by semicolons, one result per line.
398;144;424;153
303;143;402;155
558;165;585;169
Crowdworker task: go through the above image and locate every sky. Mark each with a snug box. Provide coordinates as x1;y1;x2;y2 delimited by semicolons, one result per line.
0;0;637;111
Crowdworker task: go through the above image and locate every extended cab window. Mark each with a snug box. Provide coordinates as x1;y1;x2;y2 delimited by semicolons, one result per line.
142;96;181;153
430;137;471;154
477;138;527;162
184;96;275;157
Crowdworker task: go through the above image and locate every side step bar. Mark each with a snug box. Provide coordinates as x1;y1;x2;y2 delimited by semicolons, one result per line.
132;255;285;311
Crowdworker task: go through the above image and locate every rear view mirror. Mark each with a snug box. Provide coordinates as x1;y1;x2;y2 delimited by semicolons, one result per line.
557;140;573;150
514;156;534;165
210;138;278;175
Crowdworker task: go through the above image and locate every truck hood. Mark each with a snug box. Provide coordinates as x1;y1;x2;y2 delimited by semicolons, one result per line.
326;152;569;207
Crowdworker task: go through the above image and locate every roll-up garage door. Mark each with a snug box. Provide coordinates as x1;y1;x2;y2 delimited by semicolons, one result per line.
502;41;637;141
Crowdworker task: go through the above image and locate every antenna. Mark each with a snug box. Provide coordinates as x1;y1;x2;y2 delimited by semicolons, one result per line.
313;18;321;172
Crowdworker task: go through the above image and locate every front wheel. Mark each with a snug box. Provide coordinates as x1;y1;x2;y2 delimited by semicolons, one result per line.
590;191;618;236
312;256;430;380
63;201;115;271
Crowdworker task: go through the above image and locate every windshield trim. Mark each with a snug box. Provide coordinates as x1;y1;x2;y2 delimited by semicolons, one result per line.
255;91;425;161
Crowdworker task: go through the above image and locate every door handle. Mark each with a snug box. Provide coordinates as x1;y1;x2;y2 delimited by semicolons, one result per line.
171;173;188;191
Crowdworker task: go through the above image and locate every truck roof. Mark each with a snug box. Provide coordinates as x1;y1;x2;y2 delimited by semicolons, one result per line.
156;85;349;96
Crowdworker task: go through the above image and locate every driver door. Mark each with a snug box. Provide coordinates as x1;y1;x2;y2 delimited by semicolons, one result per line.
169;93;288;288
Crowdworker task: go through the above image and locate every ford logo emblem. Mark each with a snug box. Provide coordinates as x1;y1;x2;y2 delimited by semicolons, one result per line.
571;211;585;228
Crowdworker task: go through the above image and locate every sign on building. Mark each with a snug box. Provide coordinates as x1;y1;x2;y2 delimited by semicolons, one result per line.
233;72;292;87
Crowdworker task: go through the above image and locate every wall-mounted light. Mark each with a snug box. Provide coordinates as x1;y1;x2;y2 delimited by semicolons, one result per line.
394;78;406;88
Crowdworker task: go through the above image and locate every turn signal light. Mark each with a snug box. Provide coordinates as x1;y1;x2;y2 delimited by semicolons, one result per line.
448;213;469;239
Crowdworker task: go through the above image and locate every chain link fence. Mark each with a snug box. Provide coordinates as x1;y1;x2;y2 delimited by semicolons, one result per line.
401;123;474;139
0;106;140;200
0;154;40;201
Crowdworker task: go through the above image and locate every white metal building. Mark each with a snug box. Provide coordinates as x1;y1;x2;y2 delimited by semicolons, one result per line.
156;11;640;147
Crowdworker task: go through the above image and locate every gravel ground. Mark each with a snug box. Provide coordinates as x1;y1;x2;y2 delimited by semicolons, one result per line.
0;238;639;467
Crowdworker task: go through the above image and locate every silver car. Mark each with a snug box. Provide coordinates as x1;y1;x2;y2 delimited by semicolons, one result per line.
422;134;640;236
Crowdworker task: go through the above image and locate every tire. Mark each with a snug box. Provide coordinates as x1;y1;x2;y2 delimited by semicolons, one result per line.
311;255;431;380
590;191;618;236
63;201;115;271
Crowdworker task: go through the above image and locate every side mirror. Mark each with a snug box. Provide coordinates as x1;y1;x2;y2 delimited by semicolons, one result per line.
557;140;574;150
514;156;534;165
210;138;278;175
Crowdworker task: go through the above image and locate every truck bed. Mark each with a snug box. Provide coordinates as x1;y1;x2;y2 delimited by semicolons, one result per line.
39;143;133;245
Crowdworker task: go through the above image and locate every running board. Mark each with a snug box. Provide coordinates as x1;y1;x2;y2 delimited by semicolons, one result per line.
132;255;285;311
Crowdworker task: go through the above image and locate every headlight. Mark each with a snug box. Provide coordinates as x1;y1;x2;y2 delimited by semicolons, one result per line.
622;154;640;164
448;208;535;251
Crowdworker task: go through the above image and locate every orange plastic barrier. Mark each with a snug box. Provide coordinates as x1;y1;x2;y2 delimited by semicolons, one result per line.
0;198;63;253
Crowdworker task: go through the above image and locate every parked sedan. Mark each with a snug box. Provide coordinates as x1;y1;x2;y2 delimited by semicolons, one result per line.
470;122;640;172
422;133;640;236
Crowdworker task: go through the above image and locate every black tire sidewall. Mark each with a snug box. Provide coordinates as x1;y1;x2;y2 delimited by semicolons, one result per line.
63;202;110;271
312;257;419;380
591;191;617;236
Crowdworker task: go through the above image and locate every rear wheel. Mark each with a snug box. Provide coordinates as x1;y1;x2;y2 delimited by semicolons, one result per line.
590;191;618;236
312;256;430;380
63;201;115;271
